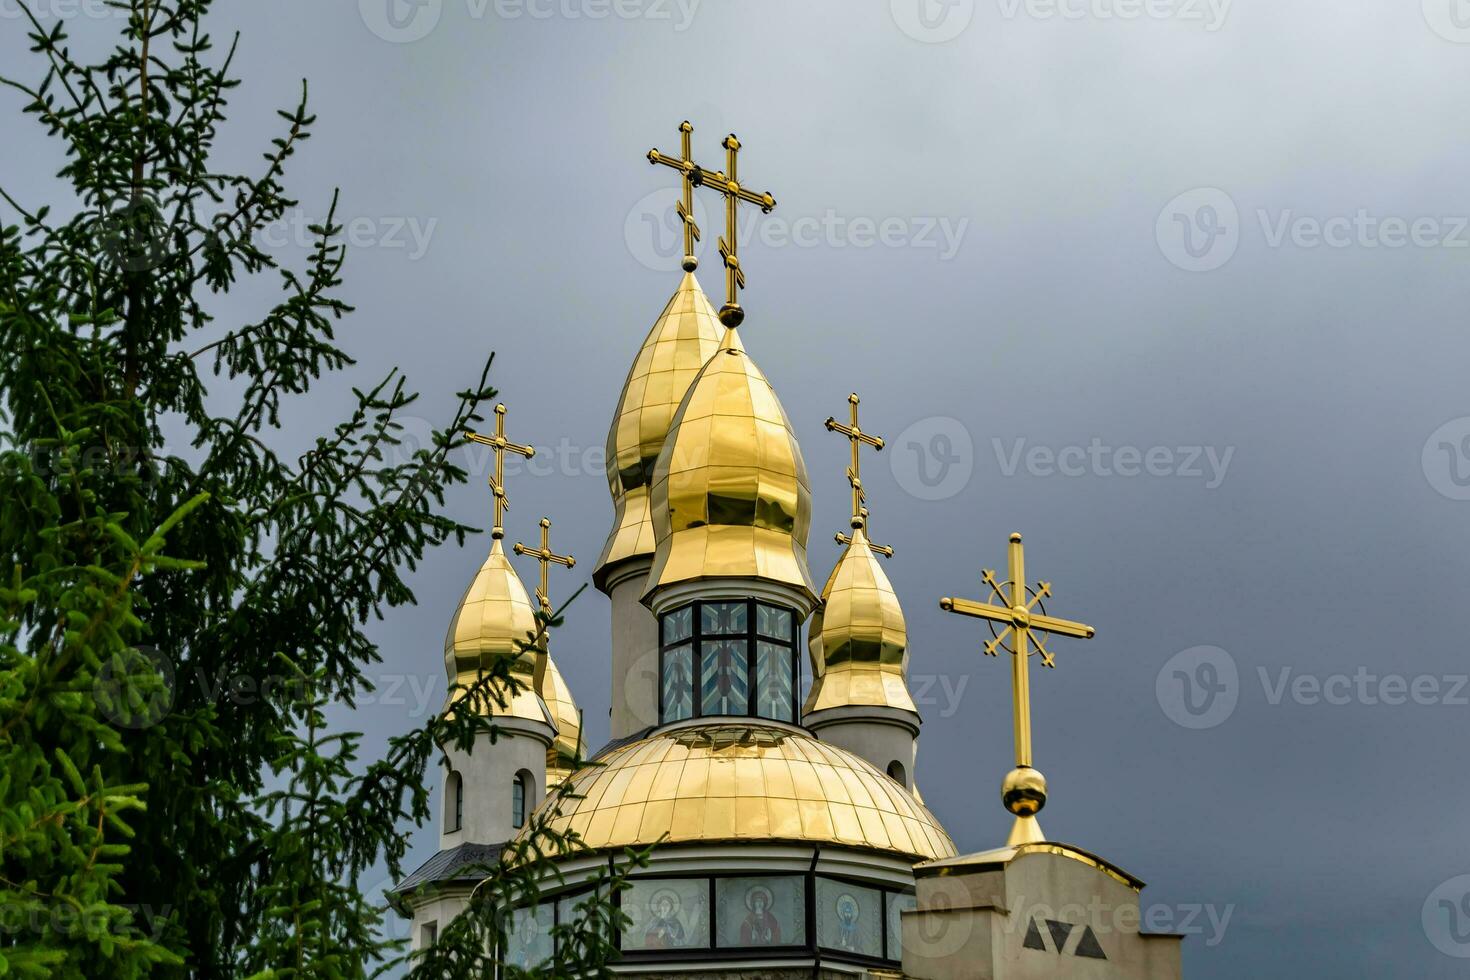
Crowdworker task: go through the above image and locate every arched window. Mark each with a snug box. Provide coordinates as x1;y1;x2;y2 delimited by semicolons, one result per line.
658;601;798;724
886;760;907;787
444;771;463;833
512;770;533;829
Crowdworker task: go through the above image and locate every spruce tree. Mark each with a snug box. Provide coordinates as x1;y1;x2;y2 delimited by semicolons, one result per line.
0;2;638;975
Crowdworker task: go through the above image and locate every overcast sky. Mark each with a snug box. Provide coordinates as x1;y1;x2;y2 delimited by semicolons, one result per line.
8;0;1470;975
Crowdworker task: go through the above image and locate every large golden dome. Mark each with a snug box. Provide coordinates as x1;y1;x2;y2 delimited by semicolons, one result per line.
443;539;550;724
594;272;723;588
805;525;917;716
642;328;817;604
532;724;955;860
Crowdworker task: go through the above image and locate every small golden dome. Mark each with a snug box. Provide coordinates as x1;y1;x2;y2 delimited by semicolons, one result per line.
642;328;816;604
541;655;585;787
805;526;917;716
443;539;550;724
594;272;723;588
531;724;955;860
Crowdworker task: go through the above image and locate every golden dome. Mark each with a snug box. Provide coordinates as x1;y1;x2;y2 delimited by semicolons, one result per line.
532;724;955;860
594;272;723;588
642;328;817;604
805;525;917;716
541;655;585;786
443;539;550;724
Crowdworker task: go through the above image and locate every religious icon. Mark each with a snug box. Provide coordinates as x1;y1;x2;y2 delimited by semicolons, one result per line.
644;888;687;949
739;884;781;946
835;892;861;953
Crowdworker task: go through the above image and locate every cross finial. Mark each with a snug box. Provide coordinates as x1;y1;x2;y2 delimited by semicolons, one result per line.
648;122;778;328
464;403;536;540
939;533;1096;846
825;393;891;555
514;517;576;616
703;133;777;328
647;120;703;272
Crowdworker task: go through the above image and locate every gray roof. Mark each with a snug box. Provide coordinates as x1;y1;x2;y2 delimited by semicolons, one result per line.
392;841;504;897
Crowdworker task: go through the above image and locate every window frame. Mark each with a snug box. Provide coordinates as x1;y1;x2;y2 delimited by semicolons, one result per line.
657;599;799;725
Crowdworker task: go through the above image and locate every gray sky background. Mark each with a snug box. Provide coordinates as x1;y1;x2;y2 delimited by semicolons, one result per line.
6;0;1470;975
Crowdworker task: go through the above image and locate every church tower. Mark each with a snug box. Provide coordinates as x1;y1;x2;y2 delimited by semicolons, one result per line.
395;405;585;951
804;394;922;794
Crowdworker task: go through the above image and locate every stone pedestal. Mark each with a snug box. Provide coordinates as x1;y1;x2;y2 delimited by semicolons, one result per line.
902;842;1182;980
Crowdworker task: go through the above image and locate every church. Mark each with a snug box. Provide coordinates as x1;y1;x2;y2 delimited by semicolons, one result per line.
393;121;1185;980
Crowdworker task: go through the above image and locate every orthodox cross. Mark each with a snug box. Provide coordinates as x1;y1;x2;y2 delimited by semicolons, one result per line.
939;533;1096;844
514;517;576;616
648;123;777;328
464;403;535;540
646;120;703;273
825;393;892;556
702;134;777;328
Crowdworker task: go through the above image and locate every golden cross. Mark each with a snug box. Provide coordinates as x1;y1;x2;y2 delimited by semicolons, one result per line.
700;135;777;328
646;120;703;273
464;403;535;540
648;123;777;328
939;533;1095;844
825;393;891;554
513;517;576;615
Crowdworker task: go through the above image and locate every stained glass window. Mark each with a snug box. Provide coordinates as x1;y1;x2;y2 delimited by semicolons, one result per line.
702;601;747;635
620;879;710;951
756;604;792;639
659;601;798;723
700;639;748;716
816;878;883;959
504;902;554;969
663;644;694;722
663;605;693;644
715;876;806;948
755;641;795;722
886;891;916;961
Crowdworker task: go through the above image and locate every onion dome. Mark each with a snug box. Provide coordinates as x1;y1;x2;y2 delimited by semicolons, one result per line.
540;655;585;786
530;723;955;860
805;525;917;715
443;539;551;725
642;328;817;605
594;272;723;589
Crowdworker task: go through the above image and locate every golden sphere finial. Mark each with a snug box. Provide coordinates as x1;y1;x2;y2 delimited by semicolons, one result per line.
1002;766;1047;817
682;255;698;271
1009;532;1023;543
718;302;744;328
